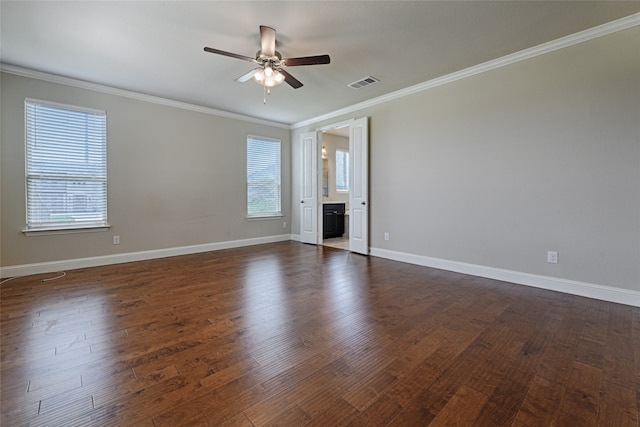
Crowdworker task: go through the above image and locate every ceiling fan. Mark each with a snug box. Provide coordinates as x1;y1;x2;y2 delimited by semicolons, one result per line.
204;25;330;100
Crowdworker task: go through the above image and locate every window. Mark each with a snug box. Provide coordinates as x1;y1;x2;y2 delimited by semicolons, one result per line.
25;99;108;231
336;149;349;192
247;136;281;217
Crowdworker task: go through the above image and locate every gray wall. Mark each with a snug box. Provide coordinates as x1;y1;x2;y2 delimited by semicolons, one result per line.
1;73;291;267
292;27;640;292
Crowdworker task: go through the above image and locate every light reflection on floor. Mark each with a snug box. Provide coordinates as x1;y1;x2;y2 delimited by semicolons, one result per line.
239;254;298;381
323;236;349;250
2;245;382;425
2;272;116;423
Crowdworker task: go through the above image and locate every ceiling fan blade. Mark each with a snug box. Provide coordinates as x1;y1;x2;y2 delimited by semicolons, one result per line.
282;55;331;67
260;25;276;57
204;47;256;62
279;69;303;89
235;68;260;83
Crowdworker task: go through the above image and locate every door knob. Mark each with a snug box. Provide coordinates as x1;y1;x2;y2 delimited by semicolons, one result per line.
361;201;366;205
300;200;304;203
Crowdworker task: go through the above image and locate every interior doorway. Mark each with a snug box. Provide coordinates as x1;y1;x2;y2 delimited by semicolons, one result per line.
320;125;350;250
299;118;368;254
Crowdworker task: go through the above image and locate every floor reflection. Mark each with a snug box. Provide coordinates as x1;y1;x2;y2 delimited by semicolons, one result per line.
238;254;298;377
322;251;370;346
323;236;349;250
1;272;117;425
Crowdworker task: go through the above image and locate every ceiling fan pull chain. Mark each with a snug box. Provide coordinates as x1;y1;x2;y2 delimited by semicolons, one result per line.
262;85;273;104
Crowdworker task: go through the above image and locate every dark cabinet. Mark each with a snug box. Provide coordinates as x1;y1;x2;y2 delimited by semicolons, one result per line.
323;203;345;239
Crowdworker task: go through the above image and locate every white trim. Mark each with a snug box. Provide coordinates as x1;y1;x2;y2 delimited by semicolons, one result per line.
292;13;640;130
6;237;636;308
1;64;290;129
0;234;291;279
247;134;282;143
25;97;106;115
23;225;110;236
317;119;354;132
246;214;284;221
2;14;637;130
370;248;640;308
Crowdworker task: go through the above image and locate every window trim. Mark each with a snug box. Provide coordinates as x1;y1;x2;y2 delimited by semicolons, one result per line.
22;225;110;236
246;135;282;219
23;98;109;235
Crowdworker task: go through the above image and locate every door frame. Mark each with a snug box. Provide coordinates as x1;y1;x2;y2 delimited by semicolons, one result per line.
315;118;369;253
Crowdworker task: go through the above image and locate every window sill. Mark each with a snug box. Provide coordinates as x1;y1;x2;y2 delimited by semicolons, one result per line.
22;224;111;236
246;214;284;221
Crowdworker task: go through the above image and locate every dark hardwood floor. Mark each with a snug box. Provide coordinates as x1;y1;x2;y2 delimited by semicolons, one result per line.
1;241;638;426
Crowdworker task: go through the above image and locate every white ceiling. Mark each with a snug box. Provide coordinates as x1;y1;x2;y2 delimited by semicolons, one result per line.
1;1;638;125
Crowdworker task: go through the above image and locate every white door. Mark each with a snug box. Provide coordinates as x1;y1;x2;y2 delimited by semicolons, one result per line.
349;117;369;255
300;132;319;244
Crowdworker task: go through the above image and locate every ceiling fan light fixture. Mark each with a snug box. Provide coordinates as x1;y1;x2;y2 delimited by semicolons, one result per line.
255;67;285;87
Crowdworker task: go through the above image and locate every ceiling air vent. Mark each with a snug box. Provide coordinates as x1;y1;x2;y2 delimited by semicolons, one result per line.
348;76;380;89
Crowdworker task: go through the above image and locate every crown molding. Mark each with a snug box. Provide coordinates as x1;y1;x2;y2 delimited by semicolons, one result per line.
2;12;637;131
291;12;640;130
0;64;290;129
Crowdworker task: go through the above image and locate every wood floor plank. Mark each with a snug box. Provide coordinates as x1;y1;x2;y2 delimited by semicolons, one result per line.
384;326;480;410
298;383;355;421
151;401;209;427
602;352;636;390
244;358;346;426
216;412;255;427
343;369;397;411
597;379;638;427
1;241;638;426
511;375;564;427
302;398;359;427
347;395;402;427
471;377;530;426
575;337;606;369
421;385;488;427
263;404;311;427
552;361;603;427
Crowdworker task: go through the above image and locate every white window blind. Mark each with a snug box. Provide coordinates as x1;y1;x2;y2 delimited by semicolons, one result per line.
25;99;108;231
247;136;281;217
336;149;349;192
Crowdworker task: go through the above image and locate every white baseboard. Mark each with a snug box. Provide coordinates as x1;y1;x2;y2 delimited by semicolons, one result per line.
370;247;640;307
1;234;292;279
4;237;638;308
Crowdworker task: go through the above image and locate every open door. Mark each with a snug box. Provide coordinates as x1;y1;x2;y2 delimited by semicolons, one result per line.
349;117;369;255
299;132;319;244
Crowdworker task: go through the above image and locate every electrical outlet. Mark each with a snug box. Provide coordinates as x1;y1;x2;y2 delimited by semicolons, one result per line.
384;232;389;241
547;251;558;264
283;221;287;229
113;235;120;245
